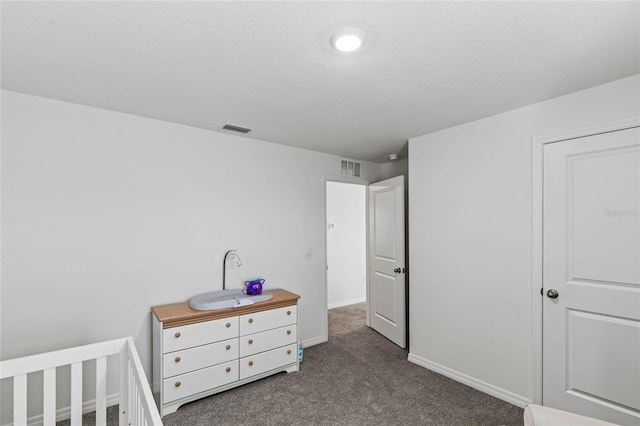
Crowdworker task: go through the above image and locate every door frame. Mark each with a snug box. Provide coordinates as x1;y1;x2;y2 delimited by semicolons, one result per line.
530;116;640;405
321;175;370;344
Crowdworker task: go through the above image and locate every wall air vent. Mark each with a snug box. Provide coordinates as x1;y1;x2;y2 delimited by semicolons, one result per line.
340;160;361;177
222;124;252;134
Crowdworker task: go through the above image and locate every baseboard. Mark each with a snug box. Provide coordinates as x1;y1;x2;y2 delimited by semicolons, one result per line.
328;297;366;310
302;335;327;348
13;393;119;426
407;353;532;408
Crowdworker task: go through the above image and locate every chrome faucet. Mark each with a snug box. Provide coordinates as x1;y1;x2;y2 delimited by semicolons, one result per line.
222;250;242;290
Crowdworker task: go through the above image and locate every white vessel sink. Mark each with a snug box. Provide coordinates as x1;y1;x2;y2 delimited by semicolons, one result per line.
189;289;274;311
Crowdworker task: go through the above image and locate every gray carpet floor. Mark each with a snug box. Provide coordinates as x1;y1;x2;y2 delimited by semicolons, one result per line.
162;303;523;425
59;303;524;425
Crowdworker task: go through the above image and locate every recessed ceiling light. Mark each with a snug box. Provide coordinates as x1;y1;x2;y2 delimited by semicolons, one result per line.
334;34;361;52
331;28;365;53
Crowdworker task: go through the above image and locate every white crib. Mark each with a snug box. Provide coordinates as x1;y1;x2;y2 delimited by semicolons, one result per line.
0;337;162;426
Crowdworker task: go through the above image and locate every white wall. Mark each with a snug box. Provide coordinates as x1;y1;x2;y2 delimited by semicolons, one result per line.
0;90;383;421
326;182;366;309
381;158;408;182
407;74;640;406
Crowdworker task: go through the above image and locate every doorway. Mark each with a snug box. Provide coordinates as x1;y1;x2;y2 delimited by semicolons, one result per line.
326;181;367;337
324;176;408;346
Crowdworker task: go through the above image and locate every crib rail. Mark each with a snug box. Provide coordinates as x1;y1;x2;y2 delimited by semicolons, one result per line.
0;337;162;426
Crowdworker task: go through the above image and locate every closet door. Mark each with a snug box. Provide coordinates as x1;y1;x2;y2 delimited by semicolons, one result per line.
542;126;639;425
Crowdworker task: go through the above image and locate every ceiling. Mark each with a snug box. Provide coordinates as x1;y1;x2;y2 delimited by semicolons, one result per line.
2;1;639;163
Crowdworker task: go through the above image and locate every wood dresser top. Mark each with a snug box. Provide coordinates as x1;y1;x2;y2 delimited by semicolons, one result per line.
152;289;300;328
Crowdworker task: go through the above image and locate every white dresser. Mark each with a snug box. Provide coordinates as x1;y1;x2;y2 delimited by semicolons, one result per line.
152;289;300;416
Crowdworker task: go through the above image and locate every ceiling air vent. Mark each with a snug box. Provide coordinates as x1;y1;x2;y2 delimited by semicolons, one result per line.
340;160;361;177
222;123;252;134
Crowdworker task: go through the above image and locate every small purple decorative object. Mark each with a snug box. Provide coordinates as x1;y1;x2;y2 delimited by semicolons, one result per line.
244;278;265;295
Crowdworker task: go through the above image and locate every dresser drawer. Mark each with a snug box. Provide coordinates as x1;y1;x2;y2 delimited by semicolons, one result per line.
163;317;239;353
163;360;238;403
239;306;297;336
163;338;238;378
239;325;297;358
239;343;297;380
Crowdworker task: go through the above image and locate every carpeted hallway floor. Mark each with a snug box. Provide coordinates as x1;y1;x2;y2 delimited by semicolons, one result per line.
59;303;523;425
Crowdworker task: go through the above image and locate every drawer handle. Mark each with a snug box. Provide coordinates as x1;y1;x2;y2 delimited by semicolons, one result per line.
248;339;254;344
248;361;254;366
287;310;291;315
174;332;181;338
174;357;181;363
287;330;292;335
226;344;231;350
248;318;253;323
287;349;292;355
174;381;181;388
226;322;231;328
226;367;231;373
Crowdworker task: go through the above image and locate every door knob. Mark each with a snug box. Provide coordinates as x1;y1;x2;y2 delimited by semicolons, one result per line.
547;289;559;299
394;268;401;273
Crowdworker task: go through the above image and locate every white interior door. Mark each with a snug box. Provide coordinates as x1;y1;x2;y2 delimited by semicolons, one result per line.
542;126;640;425
368;176;406;348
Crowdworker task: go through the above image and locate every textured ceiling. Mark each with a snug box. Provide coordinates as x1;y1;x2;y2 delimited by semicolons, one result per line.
2;1;639;163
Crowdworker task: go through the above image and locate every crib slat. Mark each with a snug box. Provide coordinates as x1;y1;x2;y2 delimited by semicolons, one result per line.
70;362;82;426
95;356;107;426
119;350;129;426
130;362;136;424
43;367;56;426
14;373;27;426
